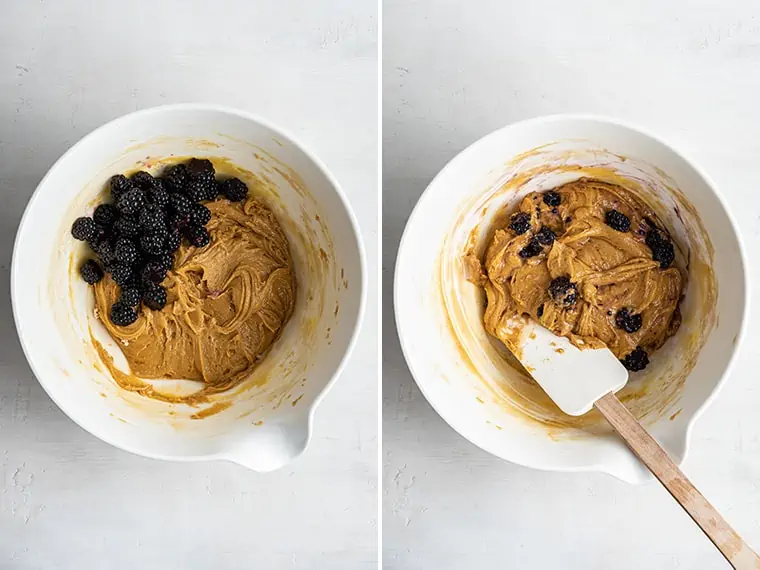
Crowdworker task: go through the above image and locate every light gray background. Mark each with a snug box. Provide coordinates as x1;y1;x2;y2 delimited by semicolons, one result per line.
0;1;377;568
383;1;760;568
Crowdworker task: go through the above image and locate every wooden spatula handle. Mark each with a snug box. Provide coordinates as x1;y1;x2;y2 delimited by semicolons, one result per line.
595;392;760;569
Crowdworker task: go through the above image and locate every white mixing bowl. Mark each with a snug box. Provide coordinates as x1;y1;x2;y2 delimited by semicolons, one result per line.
12;104;365;471
395;115;747;484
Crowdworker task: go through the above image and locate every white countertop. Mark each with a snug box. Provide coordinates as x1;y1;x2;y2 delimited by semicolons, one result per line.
0;1;378;568
383;1;760;568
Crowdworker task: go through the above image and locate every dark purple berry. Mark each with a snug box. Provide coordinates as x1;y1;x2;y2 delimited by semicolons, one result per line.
93;204;117;228
80;260;104;284
109;174;132;201
72;217;98;242
142;283;167;310
218;177;248;202
537;304;544;318
535;226;556;246
548;276;578;308
186;158;214;177
518;237;543;259
163;163;189;193
155;253;173;274
119;287;141;307
605;210;631;232
139;204;165;232
110;263;133;287
645;227;675;269
116;188;146;216
187;172;217;201
114;238;139;266
94;238;116;267
141;260;168;283
615;308;643;333
166;229;181;252
543;191;561;207
113;216;140;238
131;170;158;190
621;346;649;372
140;233;166;256
147;186;170;209
110;302;138;326
170;192;193;215
185;225;210;248
190;203;211;226
509;212;531;235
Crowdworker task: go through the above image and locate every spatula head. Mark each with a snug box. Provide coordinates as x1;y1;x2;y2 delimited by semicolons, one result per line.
515;321;629;416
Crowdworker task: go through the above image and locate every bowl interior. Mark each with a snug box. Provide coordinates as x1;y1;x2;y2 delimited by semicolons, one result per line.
395;117;745;483
12;106;364;463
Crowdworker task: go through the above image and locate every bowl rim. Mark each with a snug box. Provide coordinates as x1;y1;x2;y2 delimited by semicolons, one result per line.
11;103;368;466
393;112;749;483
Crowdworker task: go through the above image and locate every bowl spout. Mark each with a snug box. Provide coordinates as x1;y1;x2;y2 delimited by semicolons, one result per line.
224;415;311;472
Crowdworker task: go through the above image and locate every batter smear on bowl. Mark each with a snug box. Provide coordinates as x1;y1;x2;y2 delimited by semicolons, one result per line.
466;179;685;371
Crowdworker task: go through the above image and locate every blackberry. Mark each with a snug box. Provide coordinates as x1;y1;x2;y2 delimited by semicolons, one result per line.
645;227;675;268
147;186;170;209
143;283;167;310
166;228;181;252
110;263;134;287
548;276;578;308
537;304;544;318
116;188;146;216
535;226;556;246
109;174;132;201
652;244;675;269
168;210;191;230
190;203;211;226
187;172;217;201
170;192;193;216
131;170;158;190
113;216;140;239
621;346;649;372
94;238;116;267
119;287;142;307
615;308;643;333
605;210;631;232
80;259;104;284
155;252;174;274
93;204;117;228
219;177;248;202
141;261;168;284
140;232;166;256
185;225;210;248
508;212;531;235
71;217;98;242
543;191;561;207
139;204;166;232
518;237;543;259
186;158;214;177
110;302;138;327
163;163;189;193
645;226;669;249
114;238;139;266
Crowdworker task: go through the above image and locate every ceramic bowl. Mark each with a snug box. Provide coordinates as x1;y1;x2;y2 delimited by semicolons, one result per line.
395;114;747;483
12;104;365;471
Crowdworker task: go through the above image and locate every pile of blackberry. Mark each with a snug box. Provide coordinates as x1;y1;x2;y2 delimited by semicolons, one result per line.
72;158;249;327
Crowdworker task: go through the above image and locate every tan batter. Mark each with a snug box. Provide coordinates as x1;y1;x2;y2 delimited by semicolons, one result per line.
94;196;296;394
466;179;684;361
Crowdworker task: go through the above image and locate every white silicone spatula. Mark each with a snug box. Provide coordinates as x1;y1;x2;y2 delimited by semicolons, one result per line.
516;320;760;569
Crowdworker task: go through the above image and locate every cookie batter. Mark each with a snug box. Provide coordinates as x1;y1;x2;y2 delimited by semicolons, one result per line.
94;196;296;393
467;179;684;366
